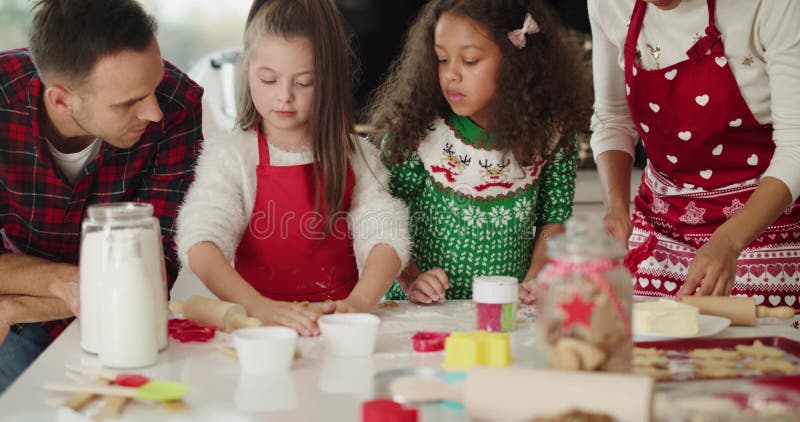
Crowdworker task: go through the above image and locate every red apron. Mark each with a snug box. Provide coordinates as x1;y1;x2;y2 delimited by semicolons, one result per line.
625;0;800;310
234;128;359;302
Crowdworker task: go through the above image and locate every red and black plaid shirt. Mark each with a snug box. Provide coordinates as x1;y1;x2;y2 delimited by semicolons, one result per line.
0;49;204;339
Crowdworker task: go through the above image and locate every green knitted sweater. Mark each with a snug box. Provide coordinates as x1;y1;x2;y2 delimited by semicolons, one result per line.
385;113;577;299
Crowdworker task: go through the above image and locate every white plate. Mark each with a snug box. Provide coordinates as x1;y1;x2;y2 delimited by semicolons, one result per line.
634;315;731;342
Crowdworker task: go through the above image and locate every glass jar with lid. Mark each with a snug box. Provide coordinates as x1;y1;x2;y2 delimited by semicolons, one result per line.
79;202;167;361
534;216;632;372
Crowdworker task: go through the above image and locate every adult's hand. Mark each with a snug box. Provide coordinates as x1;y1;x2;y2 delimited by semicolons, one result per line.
603;207;633;249
0;300;10;344
49;281;79;316
678;234;739;297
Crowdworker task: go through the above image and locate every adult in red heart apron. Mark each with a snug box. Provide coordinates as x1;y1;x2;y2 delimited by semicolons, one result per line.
624;0;800;310
234;128;359;302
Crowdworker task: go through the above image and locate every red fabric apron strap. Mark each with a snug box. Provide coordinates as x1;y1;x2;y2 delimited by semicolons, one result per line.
685;0;721;62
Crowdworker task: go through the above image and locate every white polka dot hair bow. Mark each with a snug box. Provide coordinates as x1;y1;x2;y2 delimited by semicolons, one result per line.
507;13;540;49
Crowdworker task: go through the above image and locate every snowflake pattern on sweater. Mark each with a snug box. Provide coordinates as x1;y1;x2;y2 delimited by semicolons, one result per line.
385;113;576;299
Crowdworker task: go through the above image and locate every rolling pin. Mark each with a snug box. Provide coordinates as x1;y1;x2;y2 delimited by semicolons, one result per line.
682;296;795;326
169;296;261;332
390;367;653;422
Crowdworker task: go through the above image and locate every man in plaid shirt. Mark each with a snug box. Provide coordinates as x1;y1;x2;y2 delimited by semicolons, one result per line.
0;0;203;393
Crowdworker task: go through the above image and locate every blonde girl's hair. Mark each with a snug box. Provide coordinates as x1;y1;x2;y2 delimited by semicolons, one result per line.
237;0;356;215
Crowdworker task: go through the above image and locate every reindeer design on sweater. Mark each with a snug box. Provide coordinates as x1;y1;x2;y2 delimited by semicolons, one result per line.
430;142;471;183
475;158;514;192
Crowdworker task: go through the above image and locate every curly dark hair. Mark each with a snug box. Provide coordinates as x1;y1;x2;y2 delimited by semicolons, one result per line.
369;0;592;165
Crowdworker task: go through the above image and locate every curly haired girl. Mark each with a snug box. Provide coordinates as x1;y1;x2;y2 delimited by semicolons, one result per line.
369;0;592;304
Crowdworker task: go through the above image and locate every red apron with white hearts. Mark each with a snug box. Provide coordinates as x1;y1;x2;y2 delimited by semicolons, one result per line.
624;0;800;311
234;127;359;302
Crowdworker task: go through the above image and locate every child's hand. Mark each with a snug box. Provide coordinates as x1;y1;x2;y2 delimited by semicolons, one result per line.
320;297;374;314
518;279;536;305
406;268;449;304
250;298;321;337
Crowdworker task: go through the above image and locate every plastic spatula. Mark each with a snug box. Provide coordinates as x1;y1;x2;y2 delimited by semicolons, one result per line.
63;365;141;418
45;380;190;402
65;365;150;387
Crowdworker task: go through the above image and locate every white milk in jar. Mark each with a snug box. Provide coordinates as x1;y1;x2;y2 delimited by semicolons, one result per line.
79;203;167;355
98;229;159;367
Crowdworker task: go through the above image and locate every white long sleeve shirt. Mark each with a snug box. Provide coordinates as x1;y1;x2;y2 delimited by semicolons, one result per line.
176;129;410;273
589;0;800;198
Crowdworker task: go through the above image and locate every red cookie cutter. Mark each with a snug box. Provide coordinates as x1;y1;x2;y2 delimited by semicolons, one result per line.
362;399;418;422
411;331;450;352
168;318;216;343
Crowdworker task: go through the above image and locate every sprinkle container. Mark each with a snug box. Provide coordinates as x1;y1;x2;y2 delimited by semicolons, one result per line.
473;276;518;332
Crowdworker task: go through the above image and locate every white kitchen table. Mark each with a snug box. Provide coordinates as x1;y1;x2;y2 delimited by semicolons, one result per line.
1;300;798;422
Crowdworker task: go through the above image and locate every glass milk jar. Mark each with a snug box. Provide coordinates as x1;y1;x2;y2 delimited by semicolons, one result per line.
79;203;167;359
534;216;632;372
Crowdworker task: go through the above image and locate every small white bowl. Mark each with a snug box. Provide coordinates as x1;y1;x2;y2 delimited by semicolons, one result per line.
232;326;298;373
317;313;380;357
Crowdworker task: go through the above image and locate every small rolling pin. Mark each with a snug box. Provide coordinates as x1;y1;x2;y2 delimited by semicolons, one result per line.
390;367;653;422
682;296;795;326
169;296;261;332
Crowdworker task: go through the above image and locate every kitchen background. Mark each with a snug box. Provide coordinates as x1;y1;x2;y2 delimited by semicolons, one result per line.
0;0;644;299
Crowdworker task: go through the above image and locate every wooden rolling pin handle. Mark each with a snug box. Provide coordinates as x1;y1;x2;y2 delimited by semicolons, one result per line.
756;306;795;319
93;396;130;420
168;301;184;315
63;379;112;411
229;313;262;330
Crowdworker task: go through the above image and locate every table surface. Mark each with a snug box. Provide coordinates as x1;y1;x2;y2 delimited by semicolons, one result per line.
1;300;798;422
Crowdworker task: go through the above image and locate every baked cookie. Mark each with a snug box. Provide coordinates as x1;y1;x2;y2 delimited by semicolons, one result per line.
633;355;670;369
692;359;738;369
687;348;741;361
694;366;741;379
745;359;796;375
548;345;581;371
735;340;784;360
633;366;672;380
633;347;665;357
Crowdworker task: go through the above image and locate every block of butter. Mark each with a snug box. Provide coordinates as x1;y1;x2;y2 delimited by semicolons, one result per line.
633;299;700;336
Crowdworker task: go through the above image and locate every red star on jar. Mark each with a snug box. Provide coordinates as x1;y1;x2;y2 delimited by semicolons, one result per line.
559;292;595;329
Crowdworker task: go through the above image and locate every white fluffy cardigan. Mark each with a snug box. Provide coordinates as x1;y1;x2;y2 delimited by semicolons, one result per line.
175;129;410;274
